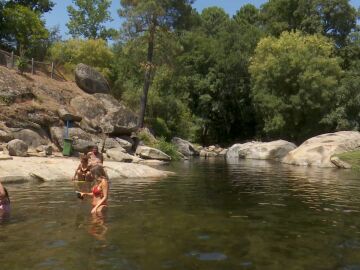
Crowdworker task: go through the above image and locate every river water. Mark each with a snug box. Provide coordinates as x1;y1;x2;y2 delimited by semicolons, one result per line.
1;159;360;270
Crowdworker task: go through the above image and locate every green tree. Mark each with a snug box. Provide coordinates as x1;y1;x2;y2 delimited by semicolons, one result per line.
67;0;116;40
200;7;229;36
2;5;48;55
249;31;343;142
260;0;357;46
173;10;263;143
234;4;261;26
5;0;54;13
48;39;114;78
118;0;194;128
322;39;360;130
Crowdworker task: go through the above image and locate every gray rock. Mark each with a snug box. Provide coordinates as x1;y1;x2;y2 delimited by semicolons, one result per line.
50;126;98;153
57;107;82;122
98;138;126;152
139;160;169;166
75;63;110;94
227;140;296;161
106;148;134;163
70;94;138;135
72;138;96;153
115;137;133;152
200;150;218;158
7;139;28;157
0;130;14;142
171;137;199;157
35;145;53;156
135;146;171;161
11;128;48;148
282;131;360;168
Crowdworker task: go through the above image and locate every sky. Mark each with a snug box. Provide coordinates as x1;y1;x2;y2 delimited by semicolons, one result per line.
45;0;360;38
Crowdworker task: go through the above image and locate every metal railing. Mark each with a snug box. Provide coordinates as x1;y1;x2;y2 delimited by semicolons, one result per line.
0;49;67;81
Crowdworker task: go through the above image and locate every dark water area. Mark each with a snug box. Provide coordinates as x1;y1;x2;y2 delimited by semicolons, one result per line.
1;159;360;270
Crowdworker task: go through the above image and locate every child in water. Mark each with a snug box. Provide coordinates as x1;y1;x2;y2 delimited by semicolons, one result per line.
73;155;91;181
0;181;10;213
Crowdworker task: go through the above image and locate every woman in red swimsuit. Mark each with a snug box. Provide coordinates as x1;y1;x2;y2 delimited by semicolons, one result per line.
79;166;109;214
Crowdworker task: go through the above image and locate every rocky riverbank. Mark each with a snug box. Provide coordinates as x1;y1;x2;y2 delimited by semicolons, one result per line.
225;131;360;169
0;156;172;184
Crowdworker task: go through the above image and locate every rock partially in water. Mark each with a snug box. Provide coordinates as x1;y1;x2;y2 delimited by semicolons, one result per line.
0;157;171;183
171;137;199;157
200;150;218;158
227;140;296;161
330;156;352;169
136;146;171;161
282;131;360;168
7;139;28;157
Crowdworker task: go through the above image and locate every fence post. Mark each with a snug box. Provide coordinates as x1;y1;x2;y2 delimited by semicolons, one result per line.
51;62;54;79
31;58;34;75
11;51;14;68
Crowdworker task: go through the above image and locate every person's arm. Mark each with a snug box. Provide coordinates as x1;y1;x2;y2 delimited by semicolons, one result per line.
80;192;93;197
0;182;5;199
73;164;81;181
99;153;104;164
91;179;108;214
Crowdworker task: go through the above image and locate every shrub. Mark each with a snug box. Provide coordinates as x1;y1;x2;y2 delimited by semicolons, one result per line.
154;137;182;161
48;39;113;79
16;56;28;74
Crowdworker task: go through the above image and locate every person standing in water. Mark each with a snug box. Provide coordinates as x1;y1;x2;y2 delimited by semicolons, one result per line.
79;166;109;214
87;145;103;169
0;181;10;214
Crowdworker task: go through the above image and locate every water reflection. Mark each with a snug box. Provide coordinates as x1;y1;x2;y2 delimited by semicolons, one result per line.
2;159;360;270
88;212;108;242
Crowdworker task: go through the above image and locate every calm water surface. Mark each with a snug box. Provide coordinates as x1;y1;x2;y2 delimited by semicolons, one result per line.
1;159;360;270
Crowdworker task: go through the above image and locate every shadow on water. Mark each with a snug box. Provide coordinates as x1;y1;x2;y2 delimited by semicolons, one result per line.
1;158;360;270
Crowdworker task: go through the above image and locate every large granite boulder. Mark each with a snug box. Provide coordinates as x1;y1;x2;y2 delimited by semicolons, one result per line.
75;63;110;94
106;148;136;163
57;107;82;122
7;139;28;157
136;146;171;161
50;126;98;153
171;137;199;157
0;157;170;183
70;94;137;135
281;131;360;168
98;138;126;152
11;128;49;149
226;140;296;161
0;130;14;143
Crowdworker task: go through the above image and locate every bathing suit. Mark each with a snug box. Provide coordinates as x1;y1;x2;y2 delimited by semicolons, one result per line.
92;185;103;198
80;165;89;173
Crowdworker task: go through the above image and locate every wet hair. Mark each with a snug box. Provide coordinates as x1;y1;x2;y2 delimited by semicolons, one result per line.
90;165;107;179
81;155;89;162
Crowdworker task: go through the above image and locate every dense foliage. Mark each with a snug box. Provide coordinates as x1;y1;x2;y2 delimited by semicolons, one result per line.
1;0;360;145
67;0;117;40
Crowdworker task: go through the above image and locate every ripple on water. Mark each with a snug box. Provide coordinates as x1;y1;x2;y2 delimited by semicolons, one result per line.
187;251;228;261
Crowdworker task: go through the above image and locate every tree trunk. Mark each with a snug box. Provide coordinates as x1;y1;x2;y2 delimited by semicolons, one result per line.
138;22;156;128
